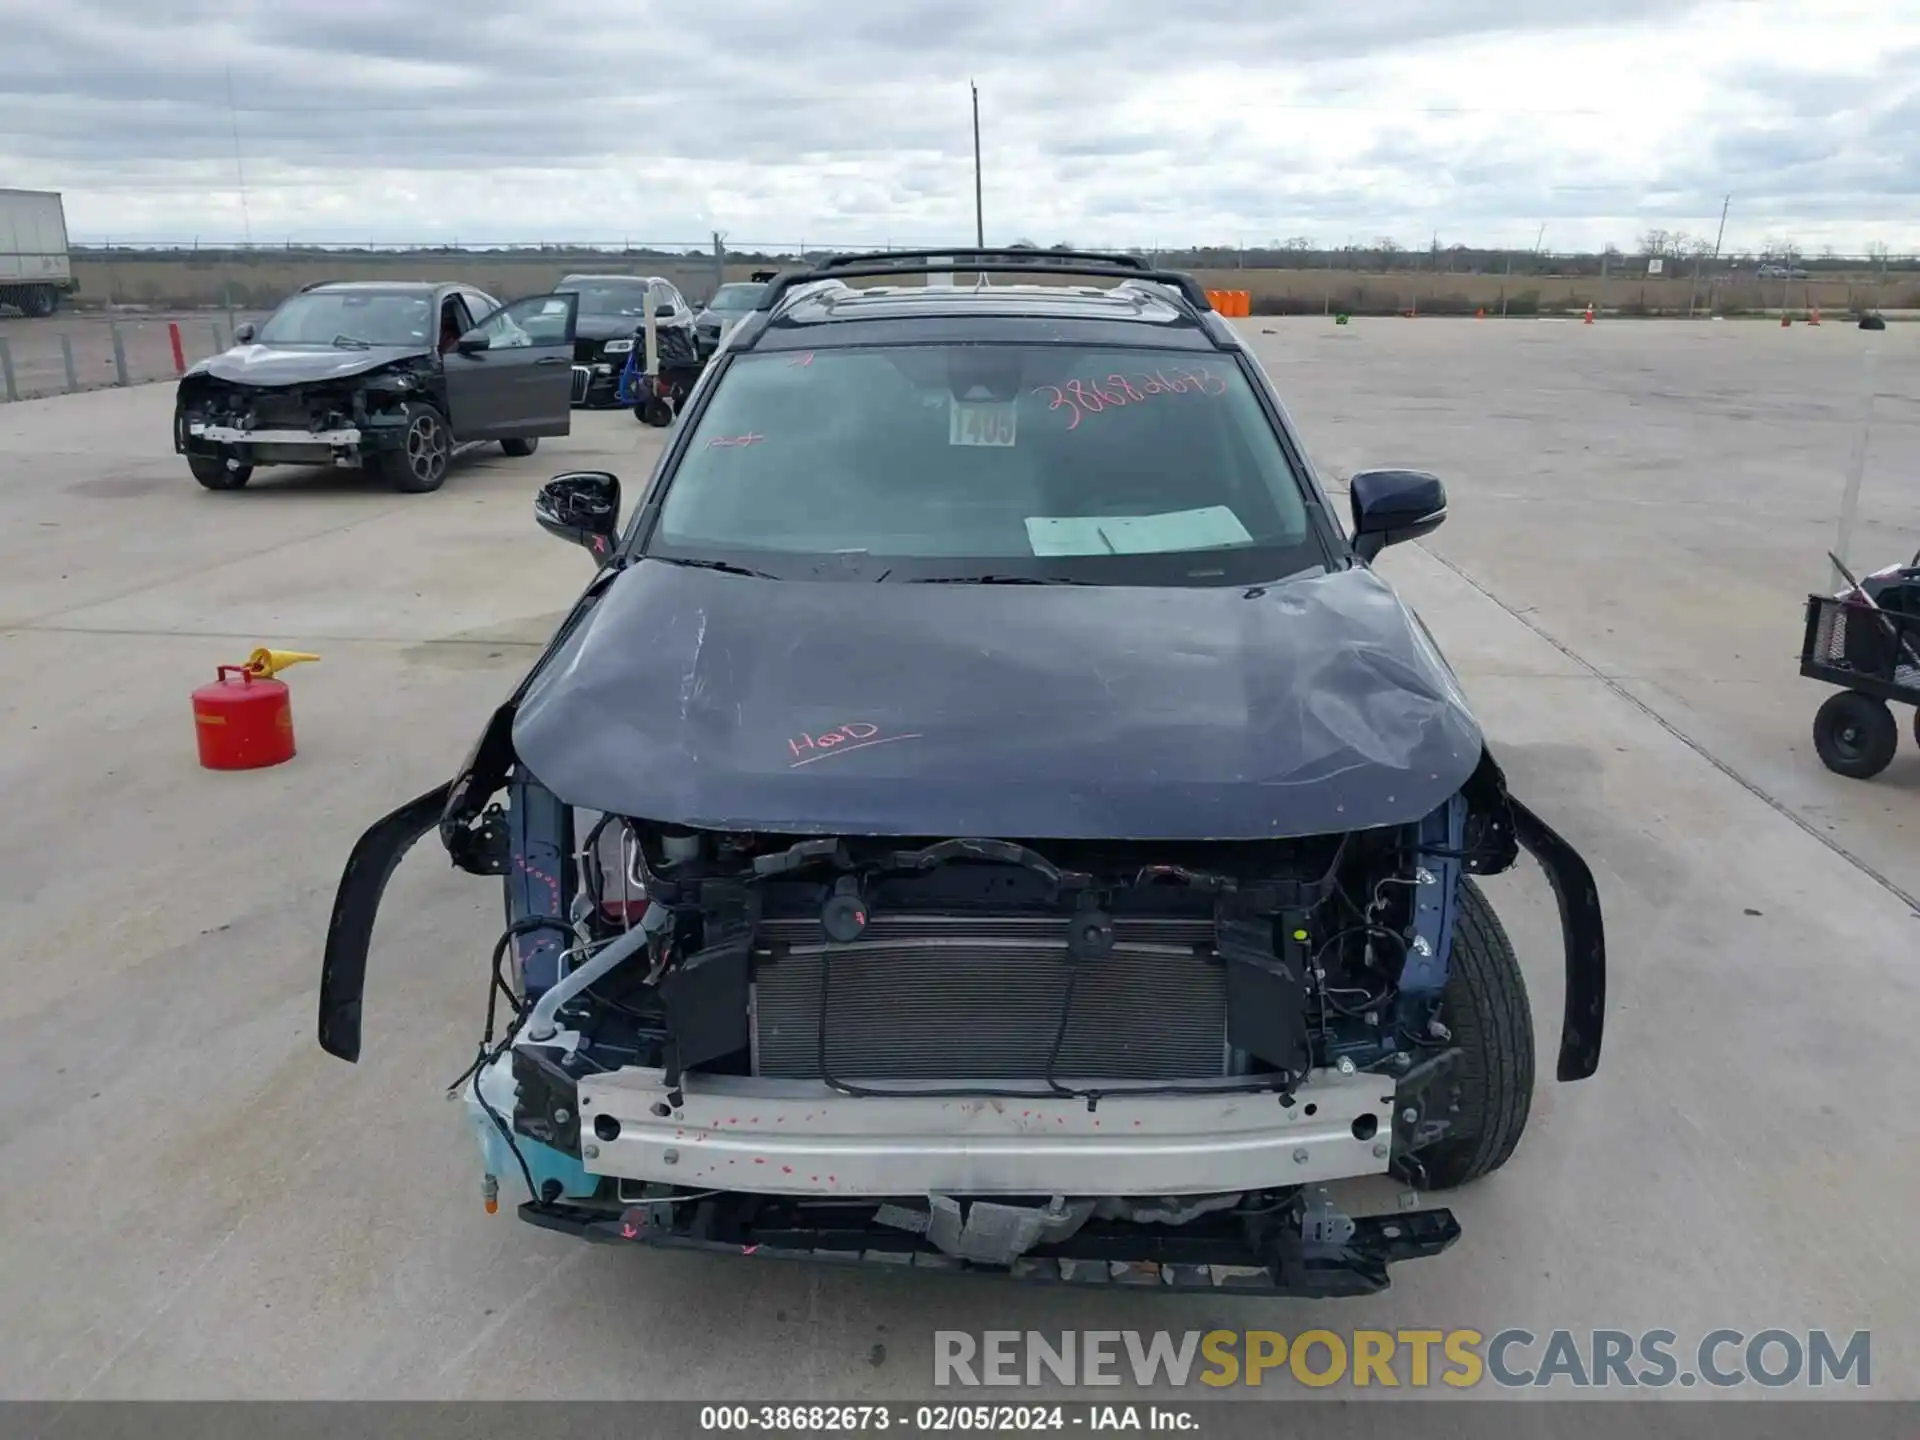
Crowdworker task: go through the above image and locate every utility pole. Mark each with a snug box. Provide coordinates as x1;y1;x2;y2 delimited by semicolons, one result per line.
223;64;250;336
971;81;985;247
1712;193;1730;259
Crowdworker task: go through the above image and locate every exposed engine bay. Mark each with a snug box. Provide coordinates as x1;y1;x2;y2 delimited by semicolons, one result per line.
175;361;434;467
319;722;1603;1295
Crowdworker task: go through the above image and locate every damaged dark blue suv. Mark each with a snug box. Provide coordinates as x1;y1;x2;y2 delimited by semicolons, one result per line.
320;249;1605;1295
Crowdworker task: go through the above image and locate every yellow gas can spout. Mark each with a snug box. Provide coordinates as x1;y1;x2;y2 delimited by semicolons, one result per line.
244;647;321;679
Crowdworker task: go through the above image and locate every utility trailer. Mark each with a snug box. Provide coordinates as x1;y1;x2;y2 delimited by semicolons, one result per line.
0;189;75;318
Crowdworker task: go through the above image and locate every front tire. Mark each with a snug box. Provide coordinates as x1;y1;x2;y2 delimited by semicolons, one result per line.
1413;877;1535;1191
1813;690;1897;779
501;436;539;458
189;453;252;489
377;403;451;493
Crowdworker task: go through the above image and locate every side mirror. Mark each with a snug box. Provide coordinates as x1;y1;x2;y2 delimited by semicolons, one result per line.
456;331;491;355
535;470;622;562
233;321;256;345
656;304;677;319
1349;469;1447;561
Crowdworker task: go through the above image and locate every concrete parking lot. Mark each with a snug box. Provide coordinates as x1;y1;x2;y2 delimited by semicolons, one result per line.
1259;314;1920;904
0;320;1914;1401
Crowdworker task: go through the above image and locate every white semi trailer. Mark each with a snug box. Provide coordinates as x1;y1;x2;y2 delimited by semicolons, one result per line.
0;188;75;317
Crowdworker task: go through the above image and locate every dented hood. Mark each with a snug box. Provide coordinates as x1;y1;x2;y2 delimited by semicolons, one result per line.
510;560;1486;840
188;343;430;387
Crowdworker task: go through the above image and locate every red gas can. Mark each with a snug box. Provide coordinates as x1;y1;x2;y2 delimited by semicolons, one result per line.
193;664;296;770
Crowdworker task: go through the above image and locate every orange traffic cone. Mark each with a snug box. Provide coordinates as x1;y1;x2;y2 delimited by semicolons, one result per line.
1809;304;1821;326
1781;314;1791;327
1475;308;1485;320
1582;303;1594;324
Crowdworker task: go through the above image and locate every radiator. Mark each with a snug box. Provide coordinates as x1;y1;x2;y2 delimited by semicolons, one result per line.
249;393;316;429
750;913;1228;1082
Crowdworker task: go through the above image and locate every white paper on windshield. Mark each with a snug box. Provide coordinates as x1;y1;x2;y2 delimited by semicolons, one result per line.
1024;506;1254;556
949;398;1018;447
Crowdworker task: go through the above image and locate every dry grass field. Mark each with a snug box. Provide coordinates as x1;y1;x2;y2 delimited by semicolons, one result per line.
67;252;1920;319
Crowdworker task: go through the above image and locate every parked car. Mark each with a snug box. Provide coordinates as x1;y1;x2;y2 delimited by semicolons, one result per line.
320;248;1605;1295
556;274;697;407
692;279;772;358
173;281;578;492
1756;263;1810;279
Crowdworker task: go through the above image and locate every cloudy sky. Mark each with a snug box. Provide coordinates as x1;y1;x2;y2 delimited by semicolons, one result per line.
4;0;1918;254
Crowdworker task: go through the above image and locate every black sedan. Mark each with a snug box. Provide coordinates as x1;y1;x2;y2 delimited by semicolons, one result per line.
556;274;699;406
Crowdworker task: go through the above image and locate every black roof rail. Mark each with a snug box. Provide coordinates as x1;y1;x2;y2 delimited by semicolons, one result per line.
757;249;1214;316
298;278;338;293
816;246;1154;273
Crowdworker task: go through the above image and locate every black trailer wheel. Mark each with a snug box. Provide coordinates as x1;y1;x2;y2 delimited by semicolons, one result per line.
188;453;252;489
501;436;539;458
378;403;451;493
1413;877;1535;1191
25;285;57;318
1812;690;1897;779
641;397;674;427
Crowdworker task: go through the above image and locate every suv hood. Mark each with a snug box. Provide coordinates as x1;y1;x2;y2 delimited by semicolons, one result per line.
511;561;1485;841
189;343;430;387
575;314;647;343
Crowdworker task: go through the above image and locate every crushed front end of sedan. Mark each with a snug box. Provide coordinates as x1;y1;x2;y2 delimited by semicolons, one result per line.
319;250;1604;1296
175;281;580;493
175;347;440;479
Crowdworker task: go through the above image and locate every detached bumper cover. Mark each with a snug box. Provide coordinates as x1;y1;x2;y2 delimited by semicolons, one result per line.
520;1198;1462;1296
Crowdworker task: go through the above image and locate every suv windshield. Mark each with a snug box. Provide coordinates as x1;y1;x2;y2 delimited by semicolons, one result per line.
707;283;764;311
649;344;1322;584
559;282;651;317
256;291;434;347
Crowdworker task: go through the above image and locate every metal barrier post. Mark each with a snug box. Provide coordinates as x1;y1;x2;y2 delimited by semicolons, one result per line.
207;321;222;355
109;322;130;387
643;289;658;377
60;332;78;391
0;339;16;403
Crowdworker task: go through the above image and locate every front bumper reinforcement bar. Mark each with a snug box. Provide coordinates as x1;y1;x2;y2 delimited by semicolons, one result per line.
519;1199;1462;1296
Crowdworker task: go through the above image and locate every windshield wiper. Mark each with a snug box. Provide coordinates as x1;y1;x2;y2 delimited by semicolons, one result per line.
906;574;1092;586
651;555;780;580
331;334;372;349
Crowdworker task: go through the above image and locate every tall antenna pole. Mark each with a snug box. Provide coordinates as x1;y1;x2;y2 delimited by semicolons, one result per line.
224;65;253;249
971;81;984;247
1712;193;1730;259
